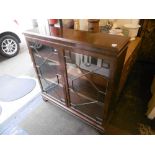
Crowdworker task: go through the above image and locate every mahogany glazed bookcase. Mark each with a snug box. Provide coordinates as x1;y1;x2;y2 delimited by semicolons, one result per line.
24;27;130;132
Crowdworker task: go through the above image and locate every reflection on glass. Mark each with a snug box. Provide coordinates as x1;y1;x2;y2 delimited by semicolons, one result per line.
30;42;65;104
65;50;109;123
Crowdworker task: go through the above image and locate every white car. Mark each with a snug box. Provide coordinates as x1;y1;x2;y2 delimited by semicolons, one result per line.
0;19;35;58
0;20;23;58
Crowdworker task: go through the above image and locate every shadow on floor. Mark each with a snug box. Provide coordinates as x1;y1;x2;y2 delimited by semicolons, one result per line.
109;61;155;134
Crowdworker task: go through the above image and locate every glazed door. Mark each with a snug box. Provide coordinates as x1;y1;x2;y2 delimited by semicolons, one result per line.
29;41;67;105
64;50;110;124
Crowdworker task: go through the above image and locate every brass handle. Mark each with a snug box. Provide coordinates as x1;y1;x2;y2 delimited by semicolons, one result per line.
56;74;62;84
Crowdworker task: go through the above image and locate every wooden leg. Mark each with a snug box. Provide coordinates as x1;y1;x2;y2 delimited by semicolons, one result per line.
43;98;49;102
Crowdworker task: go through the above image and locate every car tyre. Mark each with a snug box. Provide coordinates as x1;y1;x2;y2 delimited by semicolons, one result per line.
0;35;20;58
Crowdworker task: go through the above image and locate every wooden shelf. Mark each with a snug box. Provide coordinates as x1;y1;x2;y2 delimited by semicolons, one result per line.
69;89;104;124
32;46;59;63
41;78;66;104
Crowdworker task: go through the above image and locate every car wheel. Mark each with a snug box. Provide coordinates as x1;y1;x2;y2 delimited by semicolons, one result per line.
0;35;20;58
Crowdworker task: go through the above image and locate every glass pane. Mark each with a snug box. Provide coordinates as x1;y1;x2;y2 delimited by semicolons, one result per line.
65;50;109;123
30;42;65;104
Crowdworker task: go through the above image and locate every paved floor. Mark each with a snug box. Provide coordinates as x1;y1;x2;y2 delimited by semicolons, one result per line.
2;95;100;135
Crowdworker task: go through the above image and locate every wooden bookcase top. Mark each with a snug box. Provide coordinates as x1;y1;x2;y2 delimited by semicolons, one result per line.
24;27;129;57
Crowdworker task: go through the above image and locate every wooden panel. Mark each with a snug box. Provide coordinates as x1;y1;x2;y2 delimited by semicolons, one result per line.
124;37;141;64
118;37;141;97
24;27;129;56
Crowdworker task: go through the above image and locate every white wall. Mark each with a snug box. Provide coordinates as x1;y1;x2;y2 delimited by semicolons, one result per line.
79;19;88;31
109;19;139;27
79;19;139;30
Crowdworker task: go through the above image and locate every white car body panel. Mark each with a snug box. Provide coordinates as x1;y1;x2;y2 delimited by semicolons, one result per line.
0;19;34;41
